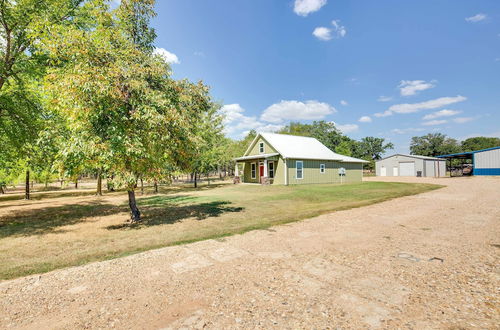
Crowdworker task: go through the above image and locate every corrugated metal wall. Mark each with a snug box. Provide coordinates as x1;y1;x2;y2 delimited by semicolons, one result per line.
474;149;500;175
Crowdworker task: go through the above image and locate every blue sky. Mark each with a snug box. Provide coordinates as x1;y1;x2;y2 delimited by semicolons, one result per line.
150;0;500;153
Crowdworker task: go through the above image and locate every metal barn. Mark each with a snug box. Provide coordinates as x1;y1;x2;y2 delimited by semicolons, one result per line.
375;154;447;177
437;146;500;176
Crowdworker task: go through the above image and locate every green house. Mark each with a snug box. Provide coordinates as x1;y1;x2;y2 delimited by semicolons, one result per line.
234;133;368;185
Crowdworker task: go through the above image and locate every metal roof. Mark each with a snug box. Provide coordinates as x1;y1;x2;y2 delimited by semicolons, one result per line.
437;146;500;158
243;133;368;163
234;153;279;161
377;153;445;161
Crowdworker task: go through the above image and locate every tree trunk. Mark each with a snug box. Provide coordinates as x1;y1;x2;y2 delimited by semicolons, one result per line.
75;178;78;189
0;186;4;194
97;170;102;196
140;178;144;195
207;173;210;185
107;175;115;191
194;172;197;188
25;170;30;200
127;190;141;222
154;180;158;193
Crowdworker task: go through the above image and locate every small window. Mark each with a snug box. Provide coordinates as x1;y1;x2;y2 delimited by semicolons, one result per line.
259;142;264;153
268;161;274;178
251;163;256;179
296;160;303;179
320;164;325;173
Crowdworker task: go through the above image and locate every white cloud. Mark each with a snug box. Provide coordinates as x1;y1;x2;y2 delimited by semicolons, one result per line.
193;51;205;57
377;96;393;102
465;13;487;23
313;20;346;41
336;123;359;133
453;117;475;124
374;95;467;117
422;120;448;126
422;109;462;120
294;0;327;16
399;80;436;96
340;100;348;106
358;116;372;123
313;27;332;41
260;100;336;123
391;127;425;134
220;104;283;138
153;47;180;64
331;20;347;38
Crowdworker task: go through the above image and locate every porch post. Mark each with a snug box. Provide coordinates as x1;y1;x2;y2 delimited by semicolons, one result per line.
264;159;268;178
235;163;239;177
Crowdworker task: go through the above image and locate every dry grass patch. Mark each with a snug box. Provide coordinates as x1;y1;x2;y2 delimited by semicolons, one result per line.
0;181;442;280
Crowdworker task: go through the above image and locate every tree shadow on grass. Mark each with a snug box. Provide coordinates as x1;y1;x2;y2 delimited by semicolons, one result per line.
0;194;244;237
106;196;244;230
0;201;123;238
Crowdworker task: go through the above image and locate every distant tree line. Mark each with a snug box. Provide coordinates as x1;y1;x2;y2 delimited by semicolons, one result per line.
410;134;500;157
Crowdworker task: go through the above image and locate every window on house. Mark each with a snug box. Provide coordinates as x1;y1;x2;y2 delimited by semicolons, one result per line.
296;161;303;179
259;142;264;153
268;161;274;178
320;164;325;173
251;163;256;179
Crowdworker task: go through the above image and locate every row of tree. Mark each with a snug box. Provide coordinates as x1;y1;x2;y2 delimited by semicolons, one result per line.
410;134;500;157
0;0;230;222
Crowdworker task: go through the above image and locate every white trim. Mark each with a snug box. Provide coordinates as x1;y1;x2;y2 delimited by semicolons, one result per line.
284;158;288;185
320;163;325;174
251;162;256;179
296;160;304;180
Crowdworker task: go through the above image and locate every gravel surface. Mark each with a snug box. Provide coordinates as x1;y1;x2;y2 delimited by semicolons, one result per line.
1;177;499;329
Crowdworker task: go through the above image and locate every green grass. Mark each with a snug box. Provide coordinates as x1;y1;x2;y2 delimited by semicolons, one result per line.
0;181;442;280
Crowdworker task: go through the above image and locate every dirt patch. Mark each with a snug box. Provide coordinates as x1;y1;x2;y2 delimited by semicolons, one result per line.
0;176;499;329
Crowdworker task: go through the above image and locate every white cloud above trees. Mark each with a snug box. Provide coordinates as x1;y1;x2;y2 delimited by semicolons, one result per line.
374;95;467;117
399;80;436;96
260;100;336;123
294;0;327;16
153;47;180;64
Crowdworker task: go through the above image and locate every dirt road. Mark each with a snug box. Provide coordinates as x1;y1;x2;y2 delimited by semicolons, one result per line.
1;177;499;329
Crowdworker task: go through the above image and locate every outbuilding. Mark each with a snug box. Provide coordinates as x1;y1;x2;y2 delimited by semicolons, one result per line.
437;146;500;176
234;133;368;185
375;154;446;177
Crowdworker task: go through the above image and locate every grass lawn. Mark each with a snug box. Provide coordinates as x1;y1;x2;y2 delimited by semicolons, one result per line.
0;181;441;280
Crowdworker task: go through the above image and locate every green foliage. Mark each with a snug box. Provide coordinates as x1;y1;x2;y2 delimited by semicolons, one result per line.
278;121;343;151
410;133;460;156
461;137;500;152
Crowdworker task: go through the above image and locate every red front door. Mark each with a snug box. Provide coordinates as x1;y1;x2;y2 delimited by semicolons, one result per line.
259;163;264;177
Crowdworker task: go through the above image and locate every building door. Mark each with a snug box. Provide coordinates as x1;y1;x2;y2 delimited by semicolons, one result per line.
393;166;399;176
380;167;387;176
259;162;264;178
399;162;415;176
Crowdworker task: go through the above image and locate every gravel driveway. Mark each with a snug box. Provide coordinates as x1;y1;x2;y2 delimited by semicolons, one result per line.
1;177;499;329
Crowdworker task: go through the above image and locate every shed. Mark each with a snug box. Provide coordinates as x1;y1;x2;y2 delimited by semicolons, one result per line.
375;154;446;177
234;133;368;185
437;146;500;176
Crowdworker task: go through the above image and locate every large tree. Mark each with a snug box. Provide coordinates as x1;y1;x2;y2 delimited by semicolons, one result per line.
461;137;500;152
410;133;460;157
44;0;199;222
278;121;344;151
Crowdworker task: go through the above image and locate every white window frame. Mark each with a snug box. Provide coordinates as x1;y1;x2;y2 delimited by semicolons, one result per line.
320;163;325;174
268;161;274;178
251;162;256;179
259;141;265;153
296;160;303;179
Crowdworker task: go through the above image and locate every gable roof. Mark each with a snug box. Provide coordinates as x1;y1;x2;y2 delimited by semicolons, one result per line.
378;153;444;161
244;132;368;163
